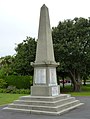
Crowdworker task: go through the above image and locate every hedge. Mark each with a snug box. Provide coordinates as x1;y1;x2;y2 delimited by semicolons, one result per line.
3;75;33;89
0;88;30;94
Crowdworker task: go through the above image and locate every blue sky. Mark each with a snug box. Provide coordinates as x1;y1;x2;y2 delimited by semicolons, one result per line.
0;0;90;57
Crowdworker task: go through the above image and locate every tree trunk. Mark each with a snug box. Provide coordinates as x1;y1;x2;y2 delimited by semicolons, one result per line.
62;76;64;88
57;75;59;85
83;77;86;86
73;82;81;92
70;70;81;92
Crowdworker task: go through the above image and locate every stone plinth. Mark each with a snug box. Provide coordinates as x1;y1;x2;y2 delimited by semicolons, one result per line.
31;85;60;96
3;94;84;115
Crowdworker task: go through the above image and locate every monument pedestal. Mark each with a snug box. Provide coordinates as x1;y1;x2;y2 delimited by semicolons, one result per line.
31;62;60;96
31;85;60;96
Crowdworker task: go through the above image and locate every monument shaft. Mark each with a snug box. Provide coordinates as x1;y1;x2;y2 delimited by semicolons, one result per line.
36;4;55;63
31;4;60;96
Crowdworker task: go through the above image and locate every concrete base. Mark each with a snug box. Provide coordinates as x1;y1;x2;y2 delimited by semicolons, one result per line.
3;94;84;115
31;85;60;96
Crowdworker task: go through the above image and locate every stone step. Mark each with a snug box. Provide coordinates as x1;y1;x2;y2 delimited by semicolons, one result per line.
19;94;71;102
31;103;84;115
14;97;75;107
30;103;84;115
3;94;84;115
7;100;80;112
3;103;84;115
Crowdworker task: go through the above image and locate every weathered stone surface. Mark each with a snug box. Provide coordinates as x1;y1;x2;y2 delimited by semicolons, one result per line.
3;94;84;115
35;4;55;64
31;4;59;96
31;85;60;96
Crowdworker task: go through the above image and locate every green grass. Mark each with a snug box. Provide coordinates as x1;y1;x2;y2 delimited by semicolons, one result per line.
69;92;90;96
61;84;90;96
0;84;90;106
0;93;27;106
82;84;90;92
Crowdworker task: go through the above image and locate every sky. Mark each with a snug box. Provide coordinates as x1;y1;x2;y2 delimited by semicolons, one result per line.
0;0;90;57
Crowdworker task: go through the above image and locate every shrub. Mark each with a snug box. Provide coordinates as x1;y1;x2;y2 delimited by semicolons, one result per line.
19;89;30;94
0;88;30;94
3;75;32;89
0;79;7;88
0;88;7;93
6;85;16;93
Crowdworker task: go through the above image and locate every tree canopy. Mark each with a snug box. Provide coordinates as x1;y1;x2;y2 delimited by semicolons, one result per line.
13;37;36;75
0;55;14;76
52;17;90;91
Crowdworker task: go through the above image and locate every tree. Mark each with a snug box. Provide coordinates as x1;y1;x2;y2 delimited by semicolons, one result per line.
52;17;90;91
13;37;36;75
0;55;15;77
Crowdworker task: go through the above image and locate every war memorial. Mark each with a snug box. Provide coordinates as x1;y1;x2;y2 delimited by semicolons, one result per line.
3;4;83;115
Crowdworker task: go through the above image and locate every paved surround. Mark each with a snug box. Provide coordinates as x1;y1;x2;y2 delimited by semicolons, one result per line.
0;97;90;119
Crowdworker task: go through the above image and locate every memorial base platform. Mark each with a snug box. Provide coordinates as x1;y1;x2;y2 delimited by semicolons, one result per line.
3;94;84;115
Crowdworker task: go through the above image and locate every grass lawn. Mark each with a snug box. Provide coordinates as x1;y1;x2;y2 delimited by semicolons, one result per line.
0;93;27;106
61;84;90;96
0;84;90;106
69;92;90;96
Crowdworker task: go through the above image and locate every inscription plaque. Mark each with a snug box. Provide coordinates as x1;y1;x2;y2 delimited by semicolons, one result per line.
49;68;57;86
52;86;58;96
34;68;46;84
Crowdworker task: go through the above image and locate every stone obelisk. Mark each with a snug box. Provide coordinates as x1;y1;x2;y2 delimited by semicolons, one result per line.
31;4;60;96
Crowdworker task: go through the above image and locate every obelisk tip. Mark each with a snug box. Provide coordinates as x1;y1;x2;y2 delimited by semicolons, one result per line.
43;4;46;6
42;4;47;8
